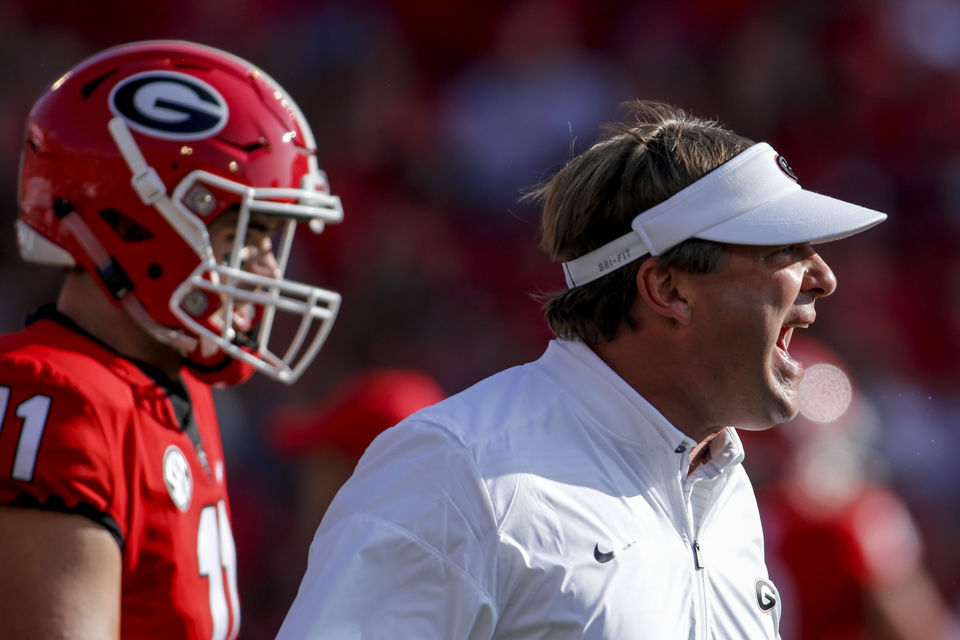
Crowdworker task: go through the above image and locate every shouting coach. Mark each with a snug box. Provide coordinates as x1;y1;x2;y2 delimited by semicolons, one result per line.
277;100;886;640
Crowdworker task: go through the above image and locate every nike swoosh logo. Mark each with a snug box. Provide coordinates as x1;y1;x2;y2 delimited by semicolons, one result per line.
594;543;615;563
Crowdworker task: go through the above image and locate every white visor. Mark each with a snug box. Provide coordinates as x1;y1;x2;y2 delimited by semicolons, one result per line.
561;142;886;288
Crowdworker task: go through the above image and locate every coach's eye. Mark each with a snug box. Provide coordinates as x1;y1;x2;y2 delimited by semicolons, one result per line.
769;244;799;258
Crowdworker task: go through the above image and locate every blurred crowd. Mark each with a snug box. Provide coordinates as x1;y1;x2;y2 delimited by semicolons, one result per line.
3;0;960;637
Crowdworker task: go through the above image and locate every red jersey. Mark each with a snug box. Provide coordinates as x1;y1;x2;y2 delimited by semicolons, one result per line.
759;481;922;640
0;308;240;639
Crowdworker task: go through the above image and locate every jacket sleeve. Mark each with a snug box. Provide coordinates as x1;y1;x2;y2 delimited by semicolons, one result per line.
276;420;500;640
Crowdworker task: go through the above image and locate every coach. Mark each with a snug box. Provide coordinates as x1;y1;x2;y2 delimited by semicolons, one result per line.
277;100;886;639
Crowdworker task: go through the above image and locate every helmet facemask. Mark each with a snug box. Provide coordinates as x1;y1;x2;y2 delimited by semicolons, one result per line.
169;168;342;385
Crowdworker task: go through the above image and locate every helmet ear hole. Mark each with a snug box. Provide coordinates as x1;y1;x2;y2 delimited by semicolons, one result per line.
147;263;163;279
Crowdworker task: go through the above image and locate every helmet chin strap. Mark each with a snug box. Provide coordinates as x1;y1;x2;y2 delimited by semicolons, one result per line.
57;204;198;355
101;116;221;356
106;117;250;364
107;117;213;261
199;334;220;358
121;295;198;355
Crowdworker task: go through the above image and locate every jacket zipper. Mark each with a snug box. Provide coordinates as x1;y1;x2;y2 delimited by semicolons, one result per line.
680;480;708;640
693;538;708;639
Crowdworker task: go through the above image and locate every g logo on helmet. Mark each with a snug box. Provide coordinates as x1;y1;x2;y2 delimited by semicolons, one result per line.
109;71;229;140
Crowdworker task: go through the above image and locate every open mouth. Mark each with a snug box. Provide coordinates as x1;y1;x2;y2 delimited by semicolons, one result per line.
232;305;255;334
777;326;794;355
776;324;806;379
207;300;257;341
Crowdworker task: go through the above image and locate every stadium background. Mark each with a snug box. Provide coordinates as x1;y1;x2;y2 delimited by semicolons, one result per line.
2;0;959;636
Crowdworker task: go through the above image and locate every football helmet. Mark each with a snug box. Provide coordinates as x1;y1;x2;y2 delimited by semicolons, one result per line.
17;40;343;385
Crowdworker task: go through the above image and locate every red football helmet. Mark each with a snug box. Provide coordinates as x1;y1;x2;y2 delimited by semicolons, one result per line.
17;40;343;385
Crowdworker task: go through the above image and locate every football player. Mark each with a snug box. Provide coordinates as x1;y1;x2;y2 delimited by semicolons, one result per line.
0;40;343;639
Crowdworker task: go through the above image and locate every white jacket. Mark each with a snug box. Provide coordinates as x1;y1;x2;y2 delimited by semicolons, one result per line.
278;339;782;639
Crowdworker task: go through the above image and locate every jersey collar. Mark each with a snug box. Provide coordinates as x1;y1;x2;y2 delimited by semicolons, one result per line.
27;304;188;399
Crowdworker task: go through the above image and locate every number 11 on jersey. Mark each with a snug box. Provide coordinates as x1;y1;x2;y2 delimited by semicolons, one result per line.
0;386;53;483
198;500;240;640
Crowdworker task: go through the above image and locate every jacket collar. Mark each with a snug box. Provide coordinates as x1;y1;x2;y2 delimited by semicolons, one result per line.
538;339;744;473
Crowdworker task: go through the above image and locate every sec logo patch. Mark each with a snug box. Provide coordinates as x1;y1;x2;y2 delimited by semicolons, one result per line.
163;445;193;512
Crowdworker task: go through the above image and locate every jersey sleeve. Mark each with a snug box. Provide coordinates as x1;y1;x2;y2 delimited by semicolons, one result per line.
276;420;499;639
0;359;126;546
845;486;922;587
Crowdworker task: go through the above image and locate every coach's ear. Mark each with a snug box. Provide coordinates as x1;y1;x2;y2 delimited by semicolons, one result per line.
636;258;692;326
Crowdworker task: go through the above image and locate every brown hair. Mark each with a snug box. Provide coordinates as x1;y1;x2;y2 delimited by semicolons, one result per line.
529;100;754;344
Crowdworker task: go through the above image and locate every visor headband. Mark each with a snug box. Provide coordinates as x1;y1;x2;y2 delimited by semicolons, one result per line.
561;142;797;288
